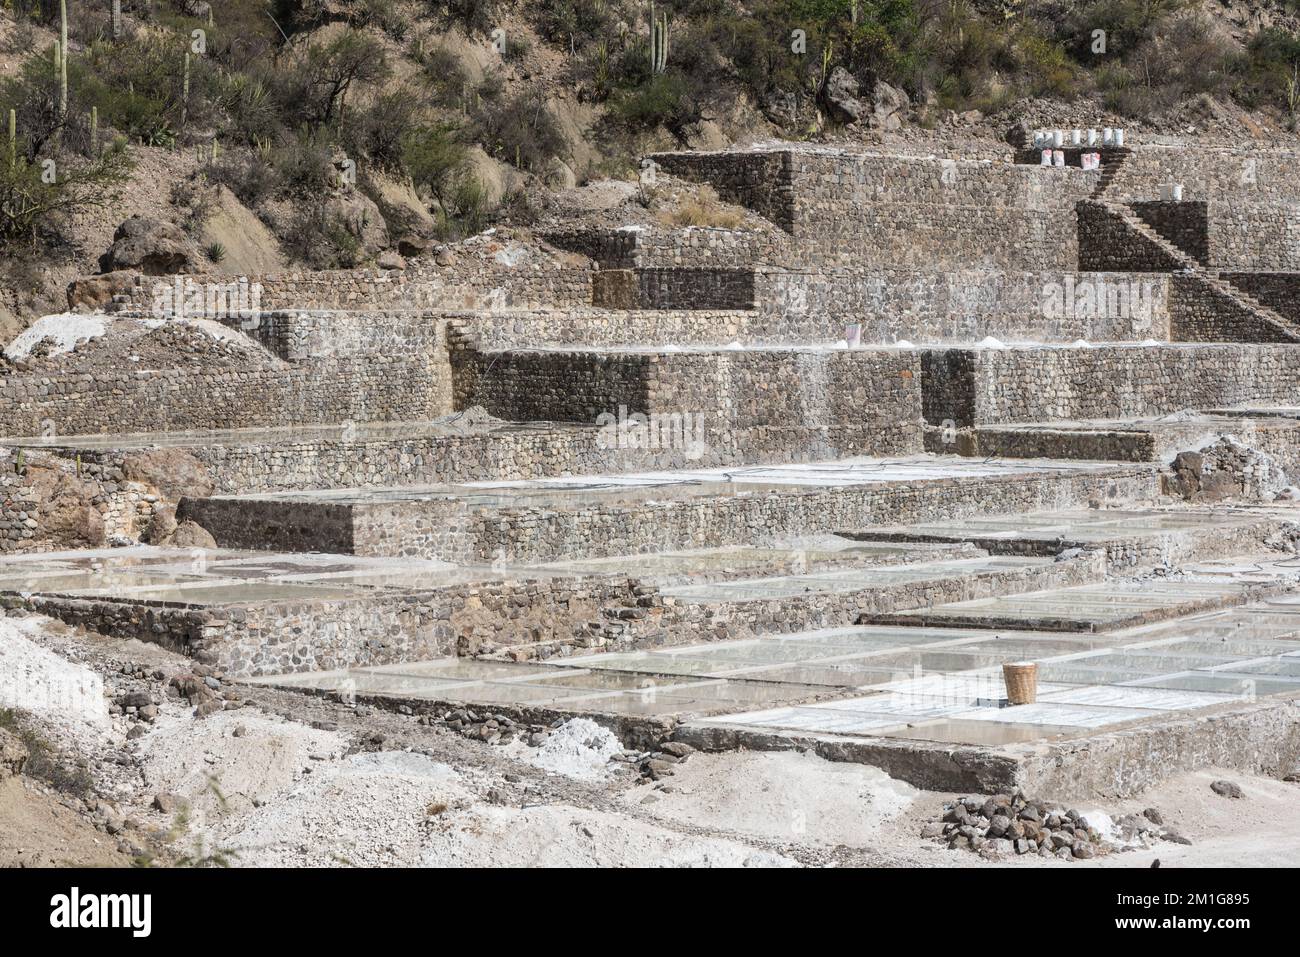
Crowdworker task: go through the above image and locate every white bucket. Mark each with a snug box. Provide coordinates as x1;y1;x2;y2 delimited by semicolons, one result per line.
1115;128;1125;147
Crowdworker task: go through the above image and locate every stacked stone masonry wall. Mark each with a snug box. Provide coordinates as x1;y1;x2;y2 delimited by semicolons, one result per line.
924;344;1300;425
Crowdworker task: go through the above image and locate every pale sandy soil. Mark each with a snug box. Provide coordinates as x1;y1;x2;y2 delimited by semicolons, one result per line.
3;613;1299;869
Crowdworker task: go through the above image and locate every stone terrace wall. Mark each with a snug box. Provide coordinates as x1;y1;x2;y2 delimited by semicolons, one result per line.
1076;201;1185;271
183;465;1158;564
650;148;1097;271
924;344;1300;425
1109;146;1300;204
545;224;785;271
593;268;757;310
1208;201;1300;269
1130;201;1208;264
1110;146;1300;270
114;253;595;314
54;419;923;495
760;269;1169;343
452;345;920;457
235;309;442;361
361;467;1159;563
650;150;794;231
0;355;448;437
448;308;766;348
1219;273;1300;324
1168;274;1300;344
788;153;1095;270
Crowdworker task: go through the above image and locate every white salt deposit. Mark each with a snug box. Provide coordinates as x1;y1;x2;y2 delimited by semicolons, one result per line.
493;245;527;266
4;313;107;362
0;618;108;731
181;317;249;344
508;717;623;781
975;336;1007;350
895;339;914;349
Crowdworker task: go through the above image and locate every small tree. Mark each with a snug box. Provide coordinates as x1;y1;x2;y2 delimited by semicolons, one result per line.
0;135;131;249
299;29;389;127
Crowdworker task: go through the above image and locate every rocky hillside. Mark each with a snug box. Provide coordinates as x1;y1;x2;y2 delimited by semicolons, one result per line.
1;0;1298;334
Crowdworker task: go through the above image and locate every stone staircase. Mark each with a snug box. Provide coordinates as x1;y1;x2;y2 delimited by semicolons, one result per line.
1088;147;1132;200
1078;198;1300;343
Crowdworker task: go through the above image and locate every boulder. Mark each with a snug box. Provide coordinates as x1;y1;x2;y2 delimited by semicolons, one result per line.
66;270;140;311
99;216;204;276
144;505;179;545
377;250;406;271
396;235;432;258
546;158;577;190
819;67;866;124
1210;779;1245;799
121;449;215;500
818;69;908;129
168;520;217;549
152;792;190;815
25;467;106;546
868;79;909;131
324;189;389;257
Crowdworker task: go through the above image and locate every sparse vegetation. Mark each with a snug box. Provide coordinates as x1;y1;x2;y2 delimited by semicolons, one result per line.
0;707;95;796
1;0;1299;272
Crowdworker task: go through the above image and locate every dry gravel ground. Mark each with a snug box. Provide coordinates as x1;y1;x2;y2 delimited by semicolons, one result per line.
2;612;1300;869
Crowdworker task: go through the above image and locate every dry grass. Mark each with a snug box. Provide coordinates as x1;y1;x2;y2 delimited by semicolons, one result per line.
655;186;745;229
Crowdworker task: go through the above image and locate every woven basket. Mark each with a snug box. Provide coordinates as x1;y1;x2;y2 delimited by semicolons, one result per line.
1002;662;1038;705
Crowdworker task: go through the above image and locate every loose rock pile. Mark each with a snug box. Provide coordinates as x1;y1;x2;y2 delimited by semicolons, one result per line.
106;661;246;743
423;708;557;748
926;793;1194;859
925;793;1109;860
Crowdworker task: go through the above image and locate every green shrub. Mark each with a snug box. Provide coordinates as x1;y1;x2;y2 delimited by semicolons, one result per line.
538;0;619;56
472;88;567;172
345;87;423;169
0;131;130;249
608;71;693;130
434;0;498;36
416;44;471;110
1243;28;1300;116
403;121;472;205
281;201;364;268
271;130;335;196
210;150;279;206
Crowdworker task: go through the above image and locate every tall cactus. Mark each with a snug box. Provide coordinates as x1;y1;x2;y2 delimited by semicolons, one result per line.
181;51;191;129
649;2;668;75
58;0;68;130
7;109;15;169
